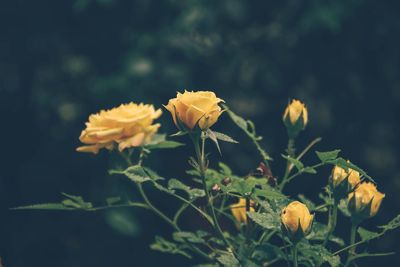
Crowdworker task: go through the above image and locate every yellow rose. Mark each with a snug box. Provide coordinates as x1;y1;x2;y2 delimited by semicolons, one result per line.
283;99;308;127
331;164;360;189
164;90;224;130
230;198;255;225
348;182;385;218
281;201;313;236
77;102;162;154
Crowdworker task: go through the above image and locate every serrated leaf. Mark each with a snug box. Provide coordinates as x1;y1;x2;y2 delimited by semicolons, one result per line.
150;236;192;259
298;243;340;267
247;212;281;230
173;231;204;244
168;178;205;199
379;214;400;231
212;131;238;143
122;165;151;183
358;227;380;241
225;108;248;131
216;253;240;267
307;223;344;246
316;149;341;162
61;192;92;209
218;162;232;175
282;154;304;170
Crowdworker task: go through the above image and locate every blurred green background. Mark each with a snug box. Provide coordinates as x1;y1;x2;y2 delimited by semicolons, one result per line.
1;0;400;266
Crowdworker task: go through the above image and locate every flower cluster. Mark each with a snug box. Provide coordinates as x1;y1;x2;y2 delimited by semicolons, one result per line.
24;90;397;267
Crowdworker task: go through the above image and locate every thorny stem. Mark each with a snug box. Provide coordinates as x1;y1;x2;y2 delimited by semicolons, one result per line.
192;133;232;250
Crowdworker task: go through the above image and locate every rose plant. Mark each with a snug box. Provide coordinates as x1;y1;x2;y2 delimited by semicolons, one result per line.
16;91;400;267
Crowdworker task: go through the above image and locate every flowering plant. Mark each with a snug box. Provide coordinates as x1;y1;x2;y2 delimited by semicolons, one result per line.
17;91;399;267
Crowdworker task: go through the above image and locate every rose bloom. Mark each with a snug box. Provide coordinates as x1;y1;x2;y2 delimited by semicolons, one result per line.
331;164;361;189
348;182;385;217
165;90;224;130
230;198;255;225
281;201;313;234
283;99;308;127
77;102;162;154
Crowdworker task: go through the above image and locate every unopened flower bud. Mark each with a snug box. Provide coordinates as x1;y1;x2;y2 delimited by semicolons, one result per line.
283;99;308;138
281;201;313;242
348;182;385;221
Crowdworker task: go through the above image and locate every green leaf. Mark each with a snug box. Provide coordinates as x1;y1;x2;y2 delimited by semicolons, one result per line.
168;178;205;199
146;140;185;150
379;214;400;231
212;131;238;143
298;243;340;267
225;108;248;131
216;253;240;267
303;167;317;174
106;197;121;205
247;212;281;230
150;236;192;259
11;203;74;210
218;162;232;175
307;222;345;246
61;193;92;209
122;165;151;183
316;149;341;162
173;231;204;244
358;227;380;241
282;154;304;170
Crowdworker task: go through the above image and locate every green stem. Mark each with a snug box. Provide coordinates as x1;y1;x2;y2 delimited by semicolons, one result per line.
323;200;338;246
193;133;232;249
345;222;358;267
293;243;298;267
124;150;210;260
279;138;295;190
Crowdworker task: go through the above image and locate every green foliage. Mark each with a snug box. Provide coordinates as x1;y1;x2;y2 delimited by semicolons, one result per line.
150;236;192;259
168;179;205;199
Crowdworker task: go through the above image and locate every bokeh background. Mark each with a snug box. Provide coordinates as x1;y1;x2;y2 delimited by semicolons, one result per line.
1;0;400;266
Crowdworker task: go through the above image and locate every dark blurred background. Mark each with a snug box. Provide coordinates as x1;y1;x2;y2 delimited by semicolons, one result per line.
1;0;400;266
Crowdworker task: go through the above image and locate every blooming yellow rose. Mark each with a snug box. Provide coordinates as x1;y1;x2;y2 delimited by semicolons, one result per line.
283;99;308;127
164;90;224;130
281;201;313;235
331;164;360;189
230;198;255;225
348;182;385;218
77;102;162;154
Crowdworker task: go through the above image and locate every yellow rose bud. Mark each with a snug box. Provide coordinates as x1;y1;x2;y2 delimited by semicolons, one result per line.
283;99;308;127
230;198;255;225
348;182;385;219
77;102;162;154
164;90;224;130
331;164;360;189
281;201;313;237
